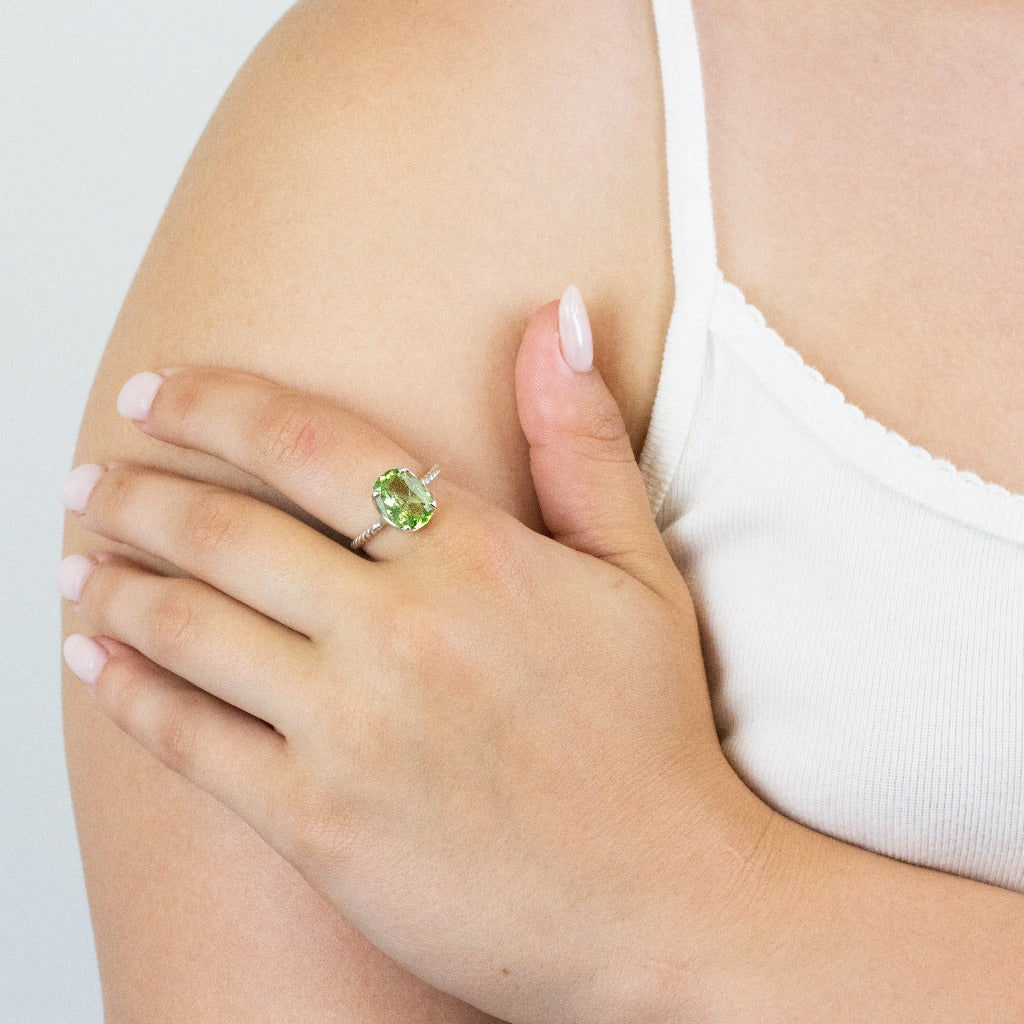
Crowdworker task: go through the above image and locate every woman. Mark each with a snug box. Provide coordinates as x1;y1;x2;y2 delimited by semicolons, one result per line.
58;0;1024;1019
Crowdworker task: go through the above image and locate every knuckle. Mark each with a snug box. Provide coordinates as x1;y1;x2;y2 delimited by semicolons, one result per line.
571;407;634;463
151;702;198;776
92;651;138;732
179;490;238;557
163;376;206;425
282;773;359;869
358;587;442;680
380;596;440;670
349;702;397;779
91;644;205;781
446;513;533;598
76;559;118;628
150;580;201;656
255;395;324;471
99;463;140;520
586;401;630;445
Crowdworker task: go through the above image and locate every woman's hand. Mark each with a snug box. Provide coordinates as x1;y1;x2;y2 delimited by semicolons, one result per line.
57;289;774;1024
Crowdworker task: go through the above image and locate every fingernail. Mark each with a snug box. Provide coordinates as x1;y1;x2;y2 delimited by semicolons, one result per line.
117;370;165;421
56;554;98;603
61;463;105;512
557;283;593;373
63;633;108;687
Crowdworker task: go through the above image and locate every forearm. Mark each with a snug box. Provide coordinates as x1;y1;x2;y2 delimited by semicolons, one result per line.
653;776;1024;1022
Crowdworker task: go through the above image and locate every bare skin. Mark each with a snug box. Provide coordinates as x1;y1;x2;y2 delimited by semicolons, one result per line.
61;0;1023;1019
698;0;1024;497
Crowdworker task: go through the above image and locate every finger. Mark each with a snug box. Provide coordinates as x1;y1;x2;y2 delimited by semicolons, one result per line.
64;460;376;641
515;291;685;601
116;365;462;562
69;551;317;734
65;631;296;845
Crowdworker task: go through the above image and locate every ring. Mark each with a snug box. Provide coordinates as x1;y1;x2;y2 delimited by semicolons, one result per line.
349;464;441;552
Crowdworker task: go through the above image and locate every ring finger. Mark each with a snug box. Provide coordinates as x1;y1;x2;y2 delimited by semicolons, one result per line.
66;460;376;641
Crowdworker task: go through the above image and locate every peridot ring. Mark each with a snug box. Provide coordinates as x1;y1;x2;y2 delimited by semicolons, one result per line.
349;464;440;552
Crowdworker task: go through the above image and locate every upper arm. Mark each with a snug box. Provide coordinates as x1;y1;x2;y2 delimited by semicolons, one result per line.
61;1;673;1018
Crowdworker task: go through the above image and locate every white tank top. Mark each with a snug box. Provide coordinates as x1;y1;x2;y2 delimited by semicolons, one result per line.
638;0;1024;893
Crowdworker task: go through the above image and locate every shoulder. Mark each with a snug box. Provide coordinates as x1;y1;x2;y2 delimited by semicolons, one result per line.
183;0;674;459
84;0;674;522
82;0;673;527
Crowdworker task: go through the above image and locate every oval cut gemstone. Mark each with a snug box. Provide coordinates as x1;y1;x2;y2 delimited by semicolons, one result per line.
372;468;436;531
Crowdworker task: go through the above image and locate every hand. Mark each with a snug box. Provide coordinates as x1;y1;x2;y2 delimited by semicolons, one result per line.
58;289;773;1024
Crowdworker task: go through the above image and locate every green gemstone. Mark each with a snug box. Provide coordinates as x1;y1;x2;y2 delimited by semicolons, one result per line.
372;468;436;531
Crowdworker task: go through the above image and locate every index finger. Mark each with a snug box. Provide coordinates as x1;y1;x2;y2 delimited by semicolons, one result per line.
116;365;461;562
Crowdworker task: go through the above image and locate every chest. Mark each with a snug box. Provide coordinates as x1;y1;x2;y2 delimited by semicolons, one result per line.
691;0;1024;497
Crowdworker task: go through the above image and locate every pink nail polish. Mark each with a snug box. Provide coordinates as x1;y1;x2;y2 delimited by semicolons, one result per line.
63;633;108;687
557;283;593;373
60;463;105;513
117;370;165;421
56;554;97;603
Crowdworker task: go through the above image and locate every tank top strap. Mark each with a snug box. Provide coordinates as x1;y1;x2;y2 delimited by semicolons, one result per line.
638;0;720;523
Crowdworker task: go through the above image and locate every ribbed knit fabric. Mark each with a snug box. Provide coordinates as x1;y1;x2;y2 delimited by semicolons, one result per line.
638;0;1024;892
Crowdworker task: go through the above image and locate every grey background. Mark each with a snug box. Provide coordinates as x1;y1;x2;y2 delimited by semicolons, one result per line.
2;4;295;1019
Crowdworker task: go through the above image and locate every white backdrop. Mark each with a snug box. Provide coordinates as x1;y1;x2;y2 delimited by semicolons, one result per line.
2;3;295;1019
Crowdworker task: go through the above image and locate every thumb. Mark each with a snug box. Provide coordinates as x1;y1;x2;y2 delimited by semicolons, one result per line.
515;284;680;599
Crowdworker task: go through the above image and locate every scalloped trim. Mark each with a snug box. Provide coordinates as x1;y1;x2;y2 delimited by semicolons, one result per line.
715;271;1024;507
